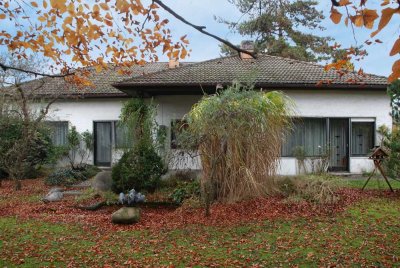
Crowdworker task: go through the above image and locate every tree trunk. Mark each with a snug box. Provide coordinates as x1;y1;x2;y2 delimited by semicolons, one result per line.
204;179;212;217
204;158;218;217
203;140;227;217
14;179;22;191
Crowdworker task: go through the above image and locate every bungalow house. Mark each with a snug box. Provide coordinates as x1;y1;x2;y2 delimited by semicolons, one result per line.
12;52;390;175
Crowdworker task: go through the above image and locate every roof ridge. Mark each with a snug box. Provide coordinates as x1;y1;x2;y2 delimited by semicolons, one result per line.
117;54;387;86
257;53;387;79
116;55;241;85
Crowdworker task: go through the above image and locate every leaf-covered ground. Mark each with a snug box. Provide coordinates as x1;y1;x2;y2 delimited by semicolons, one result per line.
0;178;400;267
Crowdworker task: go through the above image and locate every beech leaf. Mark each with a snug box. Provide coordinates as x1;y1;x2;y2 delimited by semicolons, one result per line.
390;38;400;56
330;8;342;24
371;7;399;37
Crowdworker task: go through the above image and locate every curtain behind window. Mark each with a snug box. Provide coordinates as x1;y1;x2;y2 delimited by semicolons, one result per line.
282;118;327;157
351;122;374;156
48;121;68;146
115;122;132;149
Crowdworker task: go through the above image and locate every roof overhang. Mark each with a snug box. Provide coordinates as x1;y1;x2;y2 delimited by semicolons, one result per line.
113;82;388;97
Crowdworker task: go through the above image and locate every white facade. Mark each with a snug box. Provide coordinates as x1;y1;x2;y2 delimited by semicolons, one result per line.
46;89;392;175
278;89;391;175
46;98;125;166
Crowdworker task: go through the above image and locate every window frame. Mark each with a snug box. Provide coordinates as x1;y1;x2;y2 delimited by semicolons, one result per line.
282;117;377;158
46;121;69;146
281;117;328;158
350;121;376;157
113;121;132;149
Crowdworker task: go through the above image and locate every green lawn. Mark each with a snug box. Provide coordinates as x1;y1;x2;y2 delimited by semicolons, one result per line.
340;177;400;190
1;178;400;267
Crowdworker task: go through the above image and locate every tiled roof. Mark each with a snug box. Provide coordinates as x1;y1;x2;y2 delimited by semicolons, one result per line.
2;55;388;99
115;54;388;91
2;62;191;98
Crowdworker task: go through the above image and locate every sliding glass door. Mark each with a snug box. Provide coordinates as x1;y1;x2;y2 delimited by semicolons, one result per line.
282;117;351;172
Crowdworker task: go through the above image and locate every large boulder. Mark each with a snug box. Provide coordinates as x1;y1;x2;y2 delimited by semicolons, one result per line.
91;171;113;192
111;207;141;224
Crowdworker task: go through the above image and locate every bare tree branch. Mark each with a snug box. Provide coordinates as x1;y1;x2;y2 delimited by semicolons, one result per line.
0;62;73;78
153;0;257;59
331;0;340;7
140;0;155;32
345;5;358;45
15;85;29;123
36;96;58;123
24;79;45;100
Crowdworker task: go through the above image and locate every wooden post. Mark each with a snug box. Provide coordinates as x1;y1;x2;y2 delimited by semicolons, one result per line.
362;147;394;192
362;165;376;190
376;160;394;192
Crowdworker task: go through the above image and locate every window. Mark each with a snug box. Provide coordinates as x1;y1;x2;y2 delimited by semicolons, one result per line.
171;119;188;149
114;122;132;149
282;118;327;157
47;121;68;146
351;122;374;156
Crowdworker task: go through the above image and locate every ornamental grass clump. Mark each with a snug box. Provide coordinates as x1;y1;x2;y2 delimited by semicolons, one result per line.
182;83;295;204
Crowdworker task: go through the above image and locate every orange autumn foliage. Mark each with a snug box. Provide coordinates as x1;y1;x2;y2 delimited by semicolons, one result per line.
330;0;400;82
0;0;190;85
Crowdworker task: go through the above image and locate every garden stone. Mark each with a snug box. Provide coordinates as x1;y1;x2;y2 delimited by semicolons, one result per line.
91;171;112;192
111;207;140;224
42;191;64;203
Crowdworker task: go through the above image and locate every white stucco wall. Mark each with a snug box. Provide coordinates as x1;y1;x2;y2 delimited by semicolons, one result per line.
47;98;125;132
280;89;391;175
46;98;126;165
43;89;391;174
154;95;202;170
350;158;375;174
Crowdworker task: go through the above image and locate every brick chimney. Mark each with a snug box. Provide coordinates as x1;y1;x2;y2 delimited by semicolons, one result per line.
239;40;255;60
169;58;179;69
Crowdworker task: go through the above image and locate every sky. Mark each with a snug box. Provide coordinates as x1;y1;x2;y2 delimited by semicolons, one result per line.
1;0;398;77
155;0;400;77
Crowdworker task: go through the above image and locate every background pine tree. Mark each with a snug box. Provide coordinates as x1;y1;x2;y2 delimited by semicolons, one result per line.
219;0;336;62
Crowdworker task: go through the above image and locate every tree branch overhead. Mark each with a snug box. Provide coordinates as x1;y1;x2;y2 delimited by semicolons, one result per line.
153;0;257;59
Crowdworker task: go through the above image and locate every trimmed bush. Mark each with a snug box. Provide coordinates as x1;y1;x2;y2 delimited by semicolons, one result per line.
112;141;166;193
45;168;86;186
169;180;201;204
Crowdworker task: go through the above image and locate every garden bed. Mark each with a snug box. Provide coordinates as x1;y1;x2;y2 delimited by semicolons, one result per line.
1;178;399;231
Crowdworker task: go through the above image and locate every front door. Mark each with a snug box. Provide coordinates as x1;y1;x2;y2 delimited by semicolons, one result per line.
329;118;349;171
94;122;112;166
